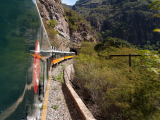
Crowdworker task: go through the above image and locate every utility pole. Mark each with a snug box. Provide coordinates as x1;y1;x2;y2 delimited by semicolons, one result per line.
110;54;141;67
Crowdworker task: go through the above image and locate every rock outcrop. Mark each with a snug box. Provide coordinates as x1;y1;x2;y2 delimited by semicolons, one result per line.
36;0;70;50
64;8;97;47
36;0;97;50
71;22;96;45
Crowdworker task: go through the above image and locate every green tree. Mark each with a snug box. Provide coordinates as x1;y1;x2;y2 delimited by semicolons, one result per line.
148;0;160;32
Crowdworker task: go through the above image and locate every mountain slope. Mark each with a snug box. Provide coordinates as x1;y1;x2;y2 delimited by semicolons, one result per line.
73;0;160;47
36;0;97;49
36;0;71;49
64;7;97;46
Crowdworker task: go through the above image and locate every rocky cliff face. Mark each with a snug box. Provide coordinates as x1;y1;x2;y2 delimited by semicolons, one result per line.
64;8;97;47
36;0;97;50
36;0;70;50
70;21;96;45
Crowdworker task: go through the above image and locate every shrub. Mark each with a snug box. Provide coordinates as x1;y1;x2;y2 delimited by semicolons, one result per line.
58;5;61;9
51;105;58;110
103;37;133;48
52;72;64;83
46;29;58;39
49;20;58;28
42;19;49;29
61;64;66;69
42;19;60;47
37;3;41;8
79;42;97;56
74;42;160;119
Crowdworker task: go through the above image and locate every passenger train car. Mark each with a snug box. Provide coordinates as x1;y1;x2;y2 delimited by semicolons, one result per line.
39;47;75;65
52;51;75;65
0;0;75;120
51;49;75;65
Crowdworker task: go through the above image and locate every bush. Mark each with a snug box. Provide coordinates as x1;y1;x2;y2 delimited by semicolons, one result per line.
103;37;133;48
79;42;97;56
49;20;58;28
47;29;58;39
74;42;160;119
42;19;49;29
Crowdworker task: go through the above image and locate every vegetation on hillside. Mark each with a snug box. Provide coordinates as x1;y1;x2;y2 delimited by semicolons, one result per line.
72;0;160;49
74;40;160;119
42;19;59;47
62;3;72;9
64;7;96;36
71;0;160;119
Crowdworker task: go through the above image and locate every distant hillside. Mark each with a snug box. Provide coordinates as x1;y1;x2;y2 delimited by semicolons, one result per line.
72;0;160;49
62;3;72;9
64;7;97;46
72;0;103;16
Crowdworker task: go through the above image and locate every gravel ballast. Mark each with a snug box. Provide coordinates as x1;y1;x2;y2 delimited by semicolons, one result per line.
46;59;81;120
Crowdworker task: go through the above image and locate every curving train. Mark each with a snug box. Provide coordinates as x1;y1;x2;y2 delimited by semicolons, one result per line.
40;47;76;66
0;0;76;119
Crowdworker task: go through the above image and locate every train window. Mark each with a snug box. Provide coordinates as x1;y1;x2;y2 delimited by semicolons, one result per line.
57;53;60;58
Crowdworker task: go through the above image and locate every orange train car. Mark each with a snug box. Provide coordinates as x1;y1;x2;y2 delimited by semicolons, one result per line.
51;51;75;65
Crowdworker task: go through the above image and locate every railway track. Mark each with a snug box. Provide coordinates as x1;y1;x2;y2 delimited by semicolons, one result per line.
41;59;81;120
41;59;96;120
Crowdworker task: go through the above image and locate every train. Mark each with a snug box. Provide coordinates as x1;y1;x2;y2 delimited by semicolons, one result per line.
52;50;75;65
34;46;76;65
0;0;75;119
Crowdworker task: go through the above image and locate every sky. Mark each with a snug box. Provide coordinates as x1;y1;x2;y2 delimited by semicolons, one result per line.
62;0;78;5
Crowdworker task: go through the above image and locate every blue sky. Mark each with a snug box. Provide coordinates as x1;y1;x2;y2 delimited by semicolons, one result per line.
62;0;78;5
